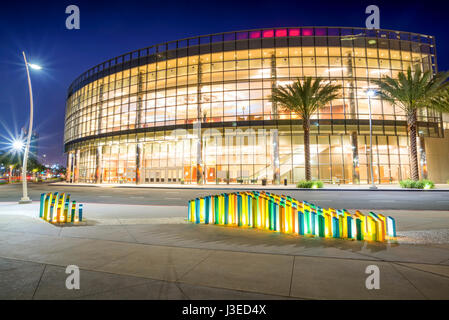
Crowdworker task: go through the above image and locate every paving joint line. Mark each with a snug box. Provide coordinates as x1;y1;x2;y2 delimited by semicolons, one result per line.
288;256;296;297
171;282;190;300
31;264;47;300
389;262;429;300
72;279;154;300
394;262;449;280
118;220;140;244
176;250;216;281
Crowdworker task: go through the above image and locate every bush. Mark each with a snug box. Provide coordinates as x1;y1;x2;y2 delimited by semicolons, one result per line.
399;179;435;189
399;179;414;188
297;180;323;189
421;179;435;189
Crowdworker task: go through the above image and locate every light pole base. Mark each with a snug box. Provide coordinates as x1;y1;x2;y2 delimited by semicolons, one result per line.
19;197;32;204
369;185;378;190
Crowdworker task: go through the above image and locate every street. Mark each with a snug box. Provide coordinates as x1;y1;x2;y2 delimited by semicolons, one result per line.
0;182;448;210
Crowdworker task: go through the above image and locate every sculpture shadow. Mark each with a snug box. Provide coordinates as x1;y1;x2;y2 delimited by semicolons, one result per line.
125;222;399;256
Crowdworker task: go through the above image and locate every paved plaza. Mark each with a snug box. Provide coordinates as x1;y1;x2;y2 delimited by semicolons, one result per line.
0;200;449;300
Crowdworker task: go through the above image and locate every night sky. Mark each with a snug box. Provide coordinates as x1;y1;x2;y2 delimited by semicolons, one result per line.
1;0;448;166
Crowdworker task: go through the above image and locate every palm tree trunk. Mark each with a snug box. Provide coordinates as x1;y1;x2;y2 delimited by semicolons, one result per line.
303;119;311;181
407;110;420;181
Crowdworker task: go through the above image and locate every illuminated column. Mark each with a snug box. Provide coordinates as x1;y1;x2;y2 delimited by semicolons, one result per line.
95;146;102;184
346;53;360;184
272;129;280;185
418;136;428;179
196;60;204;185
136;143;142;184
197;61;204;121
194;121;203;184
351;132;360;184
270;53;278;120
137;71;144;128
66;152;73;183
97;83;104;134
73;149;80;183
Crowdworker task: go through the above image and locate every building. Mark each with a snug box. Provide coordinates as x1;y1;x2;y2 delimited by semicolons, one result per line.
64;27;449;185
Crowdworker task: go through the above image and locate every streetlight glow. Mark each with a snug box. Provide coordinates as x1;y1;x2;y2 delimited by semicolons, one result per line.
28;63;42;70
12;139;24;151
367;89;376;97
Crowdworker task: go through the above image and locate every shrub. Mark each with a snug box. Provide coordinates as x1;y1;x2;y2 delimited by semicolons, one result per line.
297;180;323;189
399;179;414;188
399;179;435;189
421;179;435;189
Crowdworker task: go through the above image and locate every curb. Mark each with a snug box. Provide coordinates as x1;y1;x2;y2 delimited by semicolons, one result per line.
50;183;449;192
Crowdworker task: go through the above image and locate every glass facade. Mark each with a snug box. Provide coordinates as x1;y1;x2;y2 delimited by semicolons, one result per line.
64;27;442;184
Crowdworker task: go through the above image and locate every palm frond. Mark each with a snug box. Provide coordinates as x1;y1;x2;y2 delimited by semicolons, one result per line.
430;87;449;113
270;77;341;121
372;66;449;115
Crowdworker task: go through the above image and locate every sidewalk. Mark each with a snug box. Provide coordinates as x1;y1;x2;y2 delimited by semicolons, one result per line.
52;182;449;191
0;202;448;299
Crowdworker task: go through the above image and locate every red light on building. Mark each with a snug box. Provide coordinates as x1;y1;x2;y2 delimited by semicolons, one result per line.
303;28;313;36
263;30;274;38
289;29;300;36
315;28;326;36
275;29;287;37
249;31;261;39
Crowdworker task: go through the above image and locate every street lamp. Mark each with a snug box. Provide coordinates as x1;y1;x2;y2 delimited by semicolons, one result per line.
366;89;378;190
19;52;41;204
9;165;13;184
12;139;25;151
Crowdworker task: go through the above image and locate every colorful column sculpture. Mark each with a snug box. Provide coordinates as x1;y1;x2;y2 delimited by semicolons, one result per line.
38;192;84;224
187;191;397;243
39;193;45;218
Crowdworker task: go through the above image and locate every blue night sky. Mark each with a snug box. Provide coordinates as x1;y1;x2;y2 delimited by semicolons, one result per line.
0;0;448;166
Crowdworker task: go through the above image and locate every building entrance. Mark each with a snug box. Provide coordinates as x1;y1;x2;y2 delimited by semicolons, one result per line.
143;167;183;183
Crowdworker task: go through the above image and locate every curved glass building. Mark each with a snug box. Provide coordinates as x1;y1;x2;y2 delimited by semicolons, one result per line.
64;27;447;185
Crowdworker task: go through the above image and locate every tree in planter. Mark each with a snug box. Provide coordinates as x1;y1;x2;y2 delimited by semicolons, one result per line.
271;77;341;181
373;67;449;181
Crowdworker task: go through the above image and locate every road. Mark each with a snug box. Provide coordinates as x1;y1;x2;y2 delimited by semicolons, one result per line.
0;182;448;210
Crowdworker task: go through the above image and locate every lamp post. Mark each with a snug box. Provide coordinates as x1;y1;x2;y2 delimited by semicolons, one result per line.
367;90;378;190
19;52;41;204
9;165;13;184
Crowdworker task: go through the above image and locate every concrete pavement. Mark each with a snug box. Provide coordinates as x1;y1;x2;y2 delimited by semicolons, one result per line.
0;202;449;299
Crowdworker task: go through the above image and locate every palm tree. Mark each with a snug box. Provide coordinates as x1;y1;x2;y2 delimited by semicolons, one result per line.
431;87;449;113
373;67;449;181
271;77;341;181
